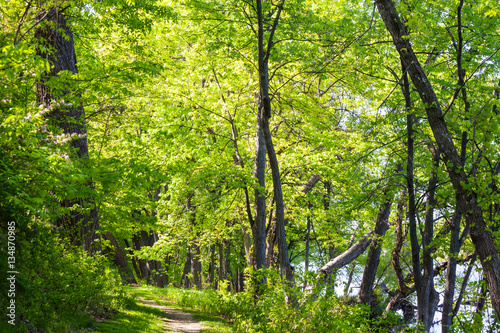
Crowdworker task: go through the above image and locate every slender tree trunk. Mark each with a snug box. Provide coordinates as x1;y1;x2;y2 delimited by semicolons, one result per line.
443;3;471;329
218;241;224;288
35;6;99;253
475;278;487;325
256;0;293;283
304;213;311;290
344;263;356;297
452;254;477;318
442;202;464;332
209;245;216;288
376;0;500;319
253;107;268;273
225;240;232;291
358;201;392;306
421;148;440;331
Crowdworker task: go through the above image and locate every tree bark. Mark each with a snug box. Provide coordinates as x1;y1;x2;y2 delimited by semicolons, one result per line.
256;0;293;284
358;201;392;306
191;241;202;289
318;230;373;278
182;247;192;288
375;0;500;319
124;238;142;280
104;232;137;284
35;6;99;253
132;233;150;283
253;105;268;273
443;3;471;330
218;241;224;288
420;149;440;331
209;245;216;288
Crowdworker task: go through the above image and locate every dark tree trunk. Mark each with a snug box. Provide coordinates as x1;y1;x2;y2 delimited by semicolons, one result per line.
443;3;470;330
304;214;311;283
124;238;142;280
191;241;202;289
35;6;99;253
218;241;224;288
344;263;356;297
266;218;277;268
132;233;150;283
303;176;321;288
209;245;216;288
376;0;500;319
253;108;268;273
358;201;392;306
420;149;440;331
182;247;192;288
224;240;232;291
104;232;136;284
256;0;292;283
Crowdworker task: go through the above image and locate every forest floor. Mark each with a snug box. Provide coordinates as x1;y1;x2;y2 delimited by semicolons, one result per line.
94;286;232;333
139;299;201;332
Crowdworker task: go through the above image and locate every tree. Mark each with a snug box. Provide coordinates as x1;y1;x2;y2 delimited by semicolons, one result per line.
35;5;99;252
375;0;500;322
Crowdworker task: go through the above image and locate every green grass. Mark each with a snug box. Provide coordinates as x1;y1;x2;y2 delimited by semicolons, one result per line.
95;286;233;333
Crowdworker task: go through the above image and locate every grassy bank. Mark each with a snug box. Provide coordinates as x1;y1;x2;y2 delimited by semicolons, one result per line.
95;286;233;333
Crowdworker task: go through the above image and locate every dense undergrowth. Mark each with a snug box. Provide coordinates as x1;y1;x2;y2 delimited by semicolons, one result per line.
146;270;401;333
0;218;124;333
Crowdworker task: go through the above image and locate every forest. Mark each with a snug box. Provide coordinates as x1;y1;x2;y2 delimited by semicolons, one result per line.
1;0;500;332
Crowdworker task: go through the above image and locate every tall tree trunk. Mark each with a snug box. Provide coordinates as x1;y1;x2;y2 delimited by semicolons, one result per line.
209;245;216;288
132;233;150;283
376;0;500;319
358;200;392;306
256;0;293;283
253;106;268;274
35;6;99;254
224;240;232;291
420;148;440;331
182;247;192;288
191;241;202;289
442;205;463;333
303;213;311;290
218;241;224;288
442;4;470;330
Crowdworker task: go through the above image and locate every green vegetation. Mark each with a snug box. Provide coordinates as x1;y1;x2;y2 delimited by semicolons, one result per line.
1;0;500;332
96;283;396;333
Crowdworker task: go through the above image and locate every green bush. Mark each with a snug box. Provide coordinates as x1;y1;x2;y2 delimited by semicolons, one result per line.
0;221;124;332
156;269;399;333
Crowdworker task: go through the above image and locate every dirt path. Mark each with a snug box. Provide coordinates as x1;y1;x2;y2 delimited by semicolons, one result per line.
140;299;202;333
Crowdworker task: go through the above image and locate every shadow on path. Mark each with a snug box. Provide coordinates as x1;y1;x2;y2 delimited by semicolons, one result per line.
140;299;202;333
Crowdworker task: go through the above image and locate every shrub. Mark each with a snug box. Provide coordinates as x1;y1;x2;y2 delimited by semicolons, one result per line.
0;220;124;332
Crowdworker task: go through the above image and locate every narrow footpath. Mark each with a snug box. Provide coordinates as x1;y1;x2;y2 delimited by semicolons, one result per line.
140;299;202;333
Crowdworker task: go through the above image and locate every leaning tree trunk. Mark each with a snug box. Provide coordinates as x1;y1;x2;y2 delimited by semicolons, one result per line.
35;6;99;253
104;232;137;284
357;200;392;306
376;0;500;319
